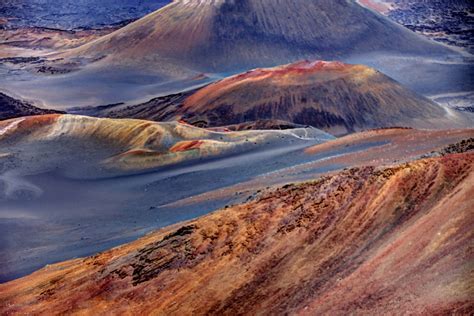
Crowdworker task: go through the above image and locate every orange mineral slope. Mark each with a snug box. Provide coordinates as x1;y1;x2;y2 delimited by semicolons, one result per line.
1;152;473;315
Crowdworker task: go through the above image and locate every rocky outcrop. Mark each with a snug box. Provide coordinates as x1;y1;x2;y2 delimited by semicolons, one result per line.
0;93;64;121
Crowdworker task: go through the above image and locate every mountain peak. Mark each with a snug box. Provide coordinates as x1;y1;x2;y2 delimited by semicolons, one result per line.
66;0;449;72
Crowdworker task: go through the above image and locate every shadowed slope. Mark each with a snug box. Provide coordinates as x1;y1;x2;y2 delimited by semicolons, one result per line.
1;153;472;314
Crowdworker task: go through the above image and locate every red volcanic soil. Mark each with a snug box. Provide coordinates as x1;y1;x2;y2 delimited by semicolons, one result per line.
1;153;472;314
183;60;353;110
218;60;349;82
0;114;61;136
305;128;473;159
170;140;204;153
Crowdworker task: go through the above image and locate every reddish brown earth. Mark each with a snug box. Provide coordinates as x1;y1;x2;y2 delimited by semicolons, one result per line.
170;140;205;153
1;152;472;315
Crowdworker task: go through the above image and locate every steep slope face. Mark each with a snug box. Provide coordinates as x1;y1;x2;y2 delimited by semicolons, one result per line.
66;0;449;71
0;114;330;178
0;93;64;121
1;153;472;314
105;60;469;135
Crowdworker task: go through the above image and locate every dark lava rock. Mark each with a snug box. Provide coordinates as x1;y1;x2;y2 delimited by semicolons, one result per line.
0;93;64;121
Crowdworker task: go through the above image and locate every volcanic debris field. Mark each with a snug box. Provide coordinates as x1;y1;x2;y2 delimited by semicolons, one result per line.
0;0;473;315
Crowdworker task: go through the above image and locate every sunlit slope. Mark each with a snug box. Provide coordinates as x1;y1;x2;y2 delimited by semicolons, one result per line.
1;152;472;314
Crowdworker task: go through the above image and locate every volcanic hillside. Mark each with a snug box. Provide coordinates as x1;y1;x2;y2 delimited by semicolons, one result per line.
0;114;330;178
93;61;470;136
65;0;449;72
1;152;472;314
